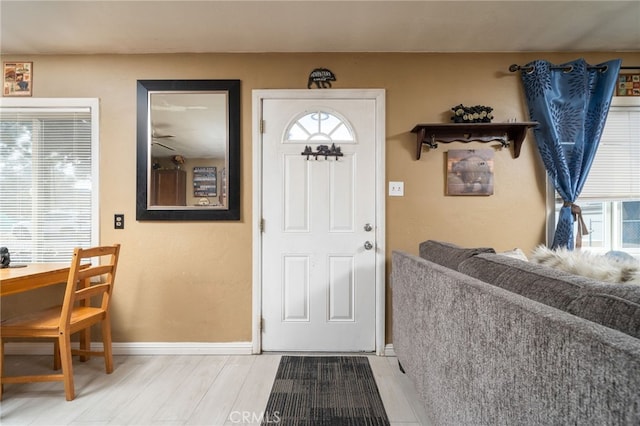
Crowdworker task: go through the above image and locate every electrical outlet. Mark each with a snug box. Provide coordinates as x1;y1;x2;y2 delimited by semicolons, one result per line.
389;181;404;196
114;214;124;229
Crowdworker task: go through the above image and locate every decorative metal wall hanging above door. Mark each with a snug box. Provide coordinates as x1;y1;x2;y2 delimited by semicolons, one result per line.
301;143;343;160
307;68;336;89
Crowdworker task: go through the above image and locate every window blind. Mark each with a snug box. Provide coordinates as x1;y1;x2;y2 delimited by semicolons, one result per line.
0;104;95;262
580;106;640;200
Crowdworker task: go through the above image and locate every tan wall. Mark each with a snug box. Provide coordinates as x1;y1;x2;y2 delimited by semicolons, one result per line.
2;52;638;344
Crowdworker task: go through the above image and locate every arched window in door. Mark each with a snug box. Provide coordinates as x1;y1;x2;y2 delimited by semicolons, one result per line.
286;110;355;143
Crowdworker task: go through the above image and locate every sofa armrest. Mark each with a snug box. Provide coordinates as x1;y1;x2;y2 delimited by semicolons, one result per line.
391;250;640;425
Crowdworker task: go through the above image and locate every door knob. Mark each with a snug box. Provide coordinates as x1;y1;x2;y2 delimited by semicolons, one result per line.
364;223;373;232
364;241;373;250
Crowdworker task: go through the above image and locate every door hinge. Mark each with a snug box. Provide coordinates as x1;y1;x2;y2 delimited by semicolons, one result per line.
259;218;265;233
260;119;265;134
260;317;264;332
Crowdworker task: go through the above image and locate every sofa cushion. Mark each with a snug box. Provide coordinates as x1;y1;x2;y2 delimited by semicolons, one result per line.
459;253;585;311
418;240;495;271
460;253;640;339
498;248;528;261
567;293;640;339
570;283;640;339
585;283;640;304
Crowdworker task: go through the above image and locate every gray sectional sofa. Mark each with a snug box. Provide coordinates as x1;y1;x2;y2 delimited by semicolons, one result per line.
391;240;640;425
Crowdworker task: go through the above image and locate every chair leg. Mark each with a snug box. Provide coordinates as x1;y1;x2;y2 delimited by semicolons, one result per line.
58;333;75;401
79;327;91;362
0;339;4;400
101;318;114;374
53;339;61;370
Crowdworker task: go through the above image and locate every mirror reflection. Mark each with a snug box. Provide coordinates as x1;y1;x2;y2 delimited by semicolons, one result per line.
149;92;228;209
136;79;240;221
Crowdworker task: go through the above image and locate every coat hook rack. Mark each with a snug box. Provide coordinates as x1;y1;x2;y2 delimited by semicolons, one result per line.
301;143;344;160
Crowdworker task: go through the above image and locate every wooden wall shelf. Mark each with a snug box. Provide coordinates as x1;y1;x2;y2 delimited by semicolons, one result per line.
410;122;538;159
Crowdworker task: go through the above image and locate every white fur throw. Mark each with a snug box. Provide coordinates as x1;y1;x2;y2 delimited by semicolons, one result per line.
531;246;640;284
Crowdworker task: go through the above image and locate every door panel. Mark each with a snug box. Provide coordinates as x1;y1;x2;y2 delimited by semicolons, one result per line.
283;255;309;321
283;156;310;232
328;255;355;321
329;157;356;232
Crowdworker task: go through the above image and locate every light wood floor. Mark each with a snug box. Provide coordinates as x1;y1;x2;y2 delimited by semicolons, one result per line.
0;354;430;425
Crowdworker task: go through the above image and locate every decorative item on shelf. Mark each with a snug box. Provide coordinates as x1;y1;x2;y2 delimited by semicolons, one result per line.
451;104;494;123
301;143;343;160
307;68;336;89
170;154;185;169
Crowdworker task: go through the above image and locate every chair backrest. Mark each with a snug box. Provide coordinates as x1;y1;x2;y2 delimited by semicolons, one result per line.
58;244;121;331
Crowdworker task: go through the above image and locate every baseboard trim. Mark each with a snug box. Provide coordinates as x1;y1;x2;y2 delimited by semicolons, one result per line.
384;344;395;357
5;342;389;357
3;341;254;356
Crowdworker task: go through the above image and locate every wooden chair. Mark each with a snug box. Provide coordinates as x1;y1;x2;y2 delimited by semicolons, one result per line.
0;244;121;401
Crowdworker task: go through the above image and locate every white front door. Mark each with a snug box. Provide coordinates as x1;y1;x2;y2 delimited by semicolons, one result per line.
253;89;385;353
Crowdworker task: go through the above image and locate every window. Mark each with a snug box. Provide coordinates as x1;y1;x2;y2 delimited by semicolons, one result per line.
287;110;355;143
549;97;640;258
0;98;99;263
554;200;640;254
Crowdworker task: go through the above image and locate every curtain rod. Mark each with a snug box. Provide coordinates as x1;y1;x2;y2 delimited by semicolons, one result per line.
509;64;640;73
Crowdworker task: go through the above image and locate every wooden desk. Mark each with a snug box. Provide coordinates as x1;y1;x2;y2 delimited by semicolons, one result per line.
0;263;70;296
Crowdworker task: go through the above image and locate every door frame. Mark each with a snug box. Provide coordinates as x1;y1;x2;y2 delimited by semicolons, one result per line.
251;89;386;355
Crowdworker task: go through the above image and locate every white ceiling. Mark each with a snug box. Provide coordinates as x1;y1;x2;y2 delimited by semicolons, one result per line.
1;1;639;55
3;0;637;160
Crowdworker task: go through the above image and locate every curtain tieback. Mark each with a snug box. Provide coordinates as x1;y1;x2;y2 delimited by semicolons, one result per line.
563;201;589;248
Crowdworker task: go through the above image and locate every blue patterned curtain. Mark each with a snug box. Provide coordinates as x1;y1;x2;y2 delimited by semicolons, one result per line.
520;58;621;249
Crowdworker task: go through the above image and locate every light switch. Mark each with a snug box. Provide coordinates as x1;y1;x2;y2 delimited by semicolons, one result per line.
389;181;404;196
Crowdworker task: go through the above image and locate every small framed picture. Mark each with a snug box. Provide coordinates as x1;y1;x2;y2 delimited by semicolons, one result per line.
193;166;217;197
446;149;494;196
3;62;32;97
616;73;640;96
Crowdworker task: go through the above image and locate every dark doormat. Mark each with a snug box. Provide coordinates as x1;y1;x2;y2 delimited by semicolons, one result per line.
262;355;390;426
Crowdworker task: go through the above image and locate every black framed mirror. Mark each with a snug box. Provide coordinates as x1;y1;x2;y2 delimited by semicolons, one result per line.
136;80;240;220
